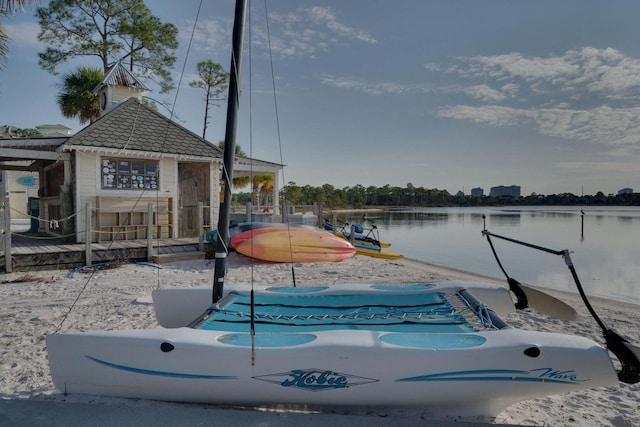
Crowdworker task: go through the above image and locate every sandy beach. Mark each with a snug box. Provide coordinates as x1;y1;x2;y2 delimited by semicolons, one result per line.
0;254;638;426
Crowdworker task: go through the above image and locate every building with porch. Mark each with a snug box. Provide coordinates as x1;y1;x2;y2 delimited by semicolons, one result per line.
0;63;282;243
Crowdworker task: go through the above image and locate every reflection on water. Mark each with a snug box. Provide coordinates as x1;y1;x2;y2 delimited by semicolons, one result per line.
343;206;640;304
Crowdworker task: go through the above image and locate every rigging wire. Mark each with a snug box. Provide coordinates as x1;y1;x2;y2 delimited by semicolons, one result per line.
118;101;142;153
153;0;205;290
263;0;296;286
54;0;205;333
248;0;256;366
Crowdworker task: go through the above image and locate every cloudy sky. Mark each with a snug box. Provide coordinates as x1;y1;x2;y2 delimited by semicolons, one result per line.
3;0;640;196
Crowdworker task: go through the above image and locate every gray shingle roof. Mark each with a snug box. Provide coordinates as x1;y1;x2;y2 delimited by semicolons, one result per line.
63;98;223;159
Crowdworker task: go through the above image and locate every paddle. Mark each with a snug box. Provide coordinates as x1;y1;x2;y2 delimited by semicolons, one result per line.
482;227;640;383
515;281;579;321
482;228;579;320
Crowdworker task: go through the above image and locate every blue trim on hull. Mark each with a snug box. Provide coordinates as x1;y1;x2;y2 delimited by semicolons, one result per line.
398;369;590;385
86;356;237;379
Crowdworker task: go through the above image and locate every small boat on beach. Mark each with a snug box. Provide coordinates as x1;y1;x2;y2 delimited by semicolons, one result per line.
324;220;403;259
206;221;314;247
352;242;403;260
231;226;356;263
207;222;356;263
48;280;617;417
45;0;639;419
324;220;391;248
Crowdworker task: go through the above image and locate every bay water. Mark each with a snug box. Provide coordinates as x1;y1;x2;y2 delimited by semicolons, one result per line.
340;206;640;305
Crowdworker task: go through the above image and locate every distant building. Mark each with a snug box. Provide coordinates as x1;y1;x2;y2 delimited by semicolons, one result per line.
470;187;484;197
618;187;633;195
2;124;74;138
489;185;521;198
36;124;74;137
1;125;17;137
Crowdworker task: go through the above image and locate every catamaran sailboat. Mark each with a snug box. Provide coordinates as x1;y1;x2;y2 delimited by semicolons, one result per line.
46;0;639;418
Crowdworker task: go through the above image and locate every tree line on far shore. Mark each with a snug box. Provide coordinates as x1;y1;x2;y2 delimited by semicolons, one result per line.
233;182;640;209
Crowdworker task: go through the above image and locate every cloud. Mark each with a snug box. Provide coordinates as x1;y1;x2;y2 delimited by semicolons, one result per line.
307;6;377;45
432;47;640;146
463;84;507;102
462;52;579;84
555;159;640;172
183;18;233;57
257;6;376;59
183;7;375;60
438;104;640;145
447;47;640;102
438;105;522;127
320;74;431;96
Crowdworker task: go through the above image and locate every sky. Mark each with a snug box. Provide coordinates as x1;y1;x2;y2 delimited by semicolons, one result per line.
2;0;640;196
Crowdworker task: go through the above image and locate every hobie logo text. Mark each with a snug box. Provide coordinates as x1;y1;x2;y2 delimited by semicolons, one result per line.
253;368;379;391
282;370;348;389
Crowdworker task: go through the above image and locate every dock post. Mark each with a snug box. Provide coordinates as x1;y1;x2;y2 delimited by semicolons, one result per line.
245;202;252;222
198;202;204;252
315;203;322;227
84;202;92;266
2;198;12;273
332;212;338;235
147;203;153;262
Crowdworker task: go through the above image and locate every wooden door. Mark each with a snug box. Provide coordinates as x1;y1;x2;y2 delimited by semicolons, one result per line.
178;163;210;237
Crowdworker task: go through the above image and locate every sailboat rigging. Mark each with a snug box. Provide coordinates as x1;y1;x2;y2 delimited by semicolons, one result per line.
45;0;638;419
213;0;247;304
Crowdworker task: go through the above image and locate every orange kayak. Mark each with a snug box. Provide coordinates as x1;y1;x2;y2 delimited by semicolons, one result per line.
231;227;356;263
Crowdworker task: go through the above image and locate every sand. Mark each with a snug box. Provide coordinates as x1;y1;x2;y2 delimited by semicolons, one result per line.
0;254;638;426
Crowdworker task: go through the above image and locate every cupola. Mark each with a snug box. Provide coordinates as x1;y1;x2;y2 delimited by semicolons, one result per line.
93;61;150;116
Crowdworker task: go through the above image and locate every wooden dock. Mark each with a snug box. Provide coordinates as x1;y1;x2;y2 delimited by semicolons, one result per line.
1;231;213;273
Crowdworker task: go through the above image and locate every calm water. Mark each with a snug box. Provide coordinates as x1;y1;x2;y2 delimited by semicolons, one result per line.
341;206;640;305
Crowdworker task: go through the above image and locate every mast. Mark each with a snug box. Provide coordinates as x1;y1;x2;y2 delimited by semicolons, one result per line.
213;0;248;303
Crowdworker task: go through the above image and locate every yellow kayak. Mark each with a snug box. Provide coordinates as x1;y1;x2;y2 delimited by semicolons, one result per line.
355;246;403;260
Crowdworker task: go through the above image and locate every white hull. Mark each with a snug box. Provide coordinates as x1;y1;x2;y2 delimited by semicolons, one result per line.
46;283;617;417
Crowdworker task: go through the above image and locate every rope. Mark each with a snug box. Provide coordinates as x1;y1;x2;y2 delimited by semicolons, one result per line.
261;0;296;286
482;228;529;310
118;101;141;153
10;206;82;223
209;306;459;323
476;304;494;329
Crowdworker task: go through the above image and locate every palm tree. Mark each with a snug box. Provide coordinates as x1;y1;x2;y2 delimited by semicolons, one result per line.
217;141;251;189
57;66;104;125
0;22;9;68
0;0;31;13
253;174;274;207
217;141;274;207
